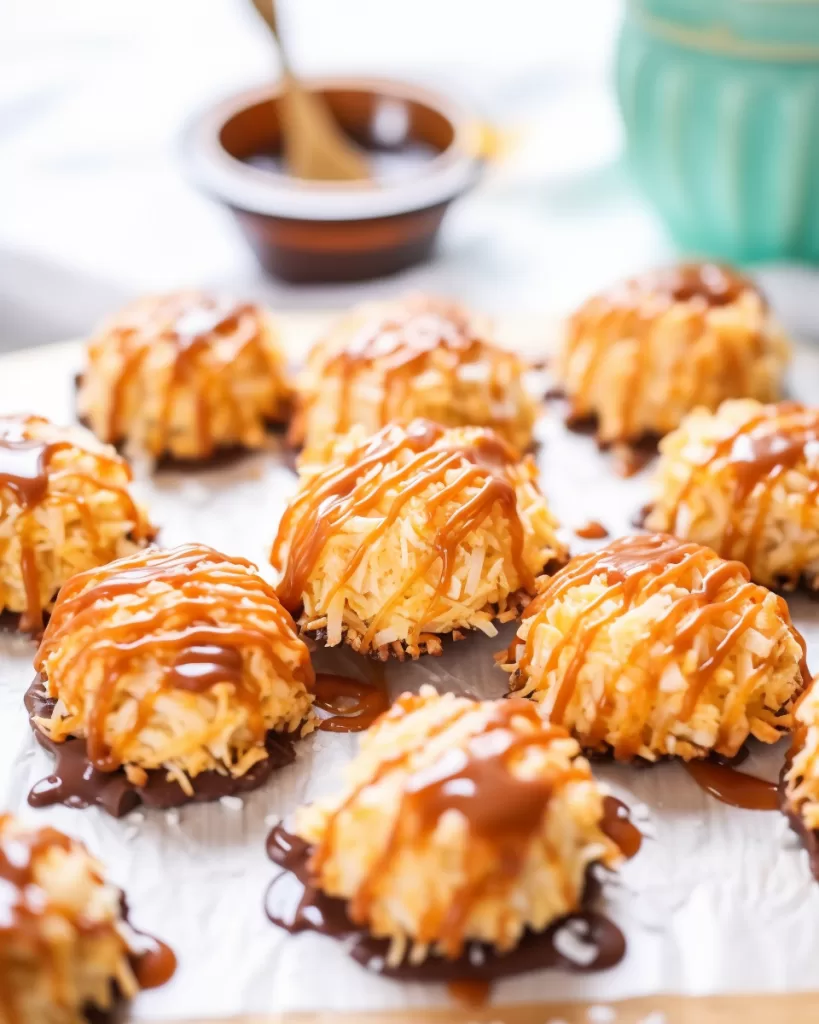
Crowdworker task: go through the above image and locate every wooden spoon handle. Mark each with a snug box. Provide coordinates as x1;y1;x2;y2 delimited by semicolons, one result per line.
250;0;292;74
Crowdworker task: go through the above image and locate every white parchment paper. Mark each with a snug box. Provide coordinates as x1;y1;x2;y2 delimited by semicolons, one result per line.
3;332;819;1017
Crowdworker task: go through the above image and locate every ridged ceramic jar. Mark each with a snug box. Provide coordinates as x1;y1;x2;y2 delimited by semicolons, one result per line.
617;0;819;262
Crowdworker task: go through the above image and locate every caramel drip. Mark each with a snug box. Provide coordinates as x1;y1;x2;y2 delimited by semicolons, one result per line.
565;263;757;440
312;668;390;733
169;644;244;692
34;544;314;772
575;520;609;540
273;420;533;649
515;534;808;760
669;403;819;575
601;795;642;858
684;760;779;811
322;299;486;434
132;937;178;989
0;415;146;632
309;698;608;959
0;816;73;903
102;293;261;455
648;263;749;307
0;818;82;1022
447;980;490;1006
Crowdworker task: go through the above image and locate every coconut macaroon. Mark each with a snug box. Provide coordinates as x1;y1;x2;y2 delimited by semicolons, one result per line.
286;687;623;965
502;533;808;762
0;414;154;632
782;679;819;875
646;400;819;591
77;290;291;461
289;294;538;458
556;262;789;447
0;814;166;1023
32;544;315;806
271;419;566;659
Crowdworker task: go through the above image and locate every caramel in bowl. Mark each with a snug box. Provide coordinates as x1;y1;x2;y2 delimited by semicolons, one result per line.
183;77;481;283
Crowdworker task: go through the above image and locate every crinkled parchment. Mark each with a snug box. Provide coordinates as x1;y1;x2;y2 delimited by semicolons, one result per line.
2;331;819;1018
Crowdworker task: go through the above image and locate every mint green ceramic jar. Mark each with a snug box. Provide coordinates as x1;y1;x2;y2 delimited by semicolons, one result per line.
617;0;819;261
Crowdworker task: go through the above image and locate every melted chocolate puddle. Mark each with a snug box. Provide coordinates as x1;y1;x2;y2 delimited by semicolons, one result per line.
264;825;626;983
25;676;298;818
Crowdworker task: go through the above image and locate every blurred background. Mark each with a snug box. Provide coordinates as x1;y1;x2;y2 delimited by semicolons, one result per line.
2;0;818;351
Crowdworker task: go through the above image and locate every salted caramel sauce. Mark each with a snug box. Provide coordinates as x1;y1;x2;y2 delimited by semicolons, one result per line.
513;534;809;759
100;293;262;455
272;419;534;650
314;298;490;436
0;815;176;1017
312;665;390;733
447;979;491;1006
668;402;819;578
648;263;750;307
34;544;313;773
601;796;642;858
0;415;147;632
169;643;244;692
0;818;75;1022
131;936;178;990
564;263;758;442
304;696;629;961
684;759;779;811
264;695;629;984
575;520;610;540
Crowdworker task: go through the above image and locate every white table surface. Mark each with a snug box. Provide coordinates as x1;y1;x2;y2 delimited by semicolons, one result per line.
1;0;818;354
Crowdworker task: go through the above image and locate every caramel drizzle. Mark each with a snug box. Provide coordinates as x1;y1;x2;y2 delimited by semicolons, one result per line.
575;520;609;540
34;544;314;772
0;817;90;1022
100;293;263;455
513;534;808;760
668;402;819;578
312;668;390;733
565;263;758;440
308;697;595;959
683;760;779;811
0;415;148;632
318;299;490;436
273;419;534;649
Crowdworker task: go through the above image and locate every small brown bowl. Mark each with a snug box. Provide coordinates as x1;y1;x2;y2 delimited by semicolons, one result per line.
182;77;481;284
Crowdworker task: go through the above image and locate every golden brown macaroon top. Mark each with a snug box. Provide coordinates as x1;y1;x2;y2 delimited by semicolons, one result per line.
79;290;290;459
603;263;753;310
290;294;537;454
648;400;819;585
271;419;562;656
291;688;624;961
508;533;809;760
35;543;315;779
0;413;154;631
558;262;787;445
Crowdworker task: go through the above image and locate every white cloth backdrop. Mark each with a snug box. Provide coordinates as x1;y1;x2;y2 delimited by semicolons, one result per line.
1;0;818;352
